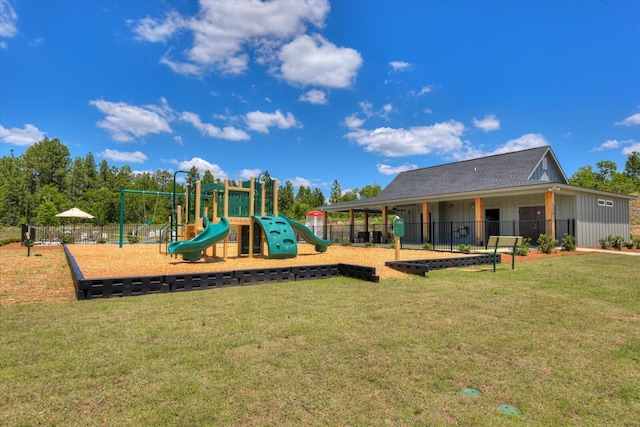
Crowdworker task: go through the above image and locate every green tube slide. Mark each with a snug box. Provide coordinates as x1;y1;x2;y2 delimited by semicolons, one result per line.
167;217;230;261
279;214;331;252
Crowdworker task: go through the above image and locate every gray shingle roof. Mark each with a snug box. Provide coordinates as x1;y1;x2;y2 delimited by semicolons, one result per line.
375;145;557;201
329;146;568;210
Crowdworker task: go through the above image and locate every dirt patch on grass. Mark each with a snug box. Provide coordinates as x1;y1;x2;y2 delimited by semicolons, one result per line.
0;245;76;306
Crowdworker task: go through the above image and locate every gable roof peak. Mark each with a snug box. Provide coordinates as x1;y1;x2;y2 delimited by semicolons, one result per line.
376;145;562;201
399;145;552;176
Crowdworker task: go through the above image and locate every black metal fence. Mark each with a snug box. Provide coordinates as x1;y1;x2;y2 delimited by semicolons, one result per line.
314;219;576;251
22;223;172;245
415;219;575;251
25;219;576;252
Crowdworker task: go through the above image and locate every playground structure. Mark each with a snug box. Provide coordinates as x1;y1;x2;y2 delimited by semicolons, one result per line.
165;175;331;262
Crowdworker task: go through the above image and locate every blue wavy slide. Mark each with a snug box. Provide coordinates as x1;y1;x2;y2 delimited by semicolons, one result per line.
168;217;230;261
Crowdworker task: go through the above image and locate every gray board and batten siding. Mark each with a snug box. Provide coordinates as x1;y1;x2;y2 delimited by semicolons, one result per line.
576;191;631;246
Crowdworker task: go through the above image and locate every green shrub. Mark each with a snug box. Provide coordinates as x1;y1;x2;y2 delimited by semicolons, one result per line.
634;237;640;249
623;240;635;249
341;239;351;246
60;234;75;244
0;237;21;246
599;236;611;249
457;244;471;253
422;242;432;250
128;235;140;244
514;237;531;256
560;234;576;251
96;237;108;244
537;234;558;254
364;242;373;247
601;235;625;250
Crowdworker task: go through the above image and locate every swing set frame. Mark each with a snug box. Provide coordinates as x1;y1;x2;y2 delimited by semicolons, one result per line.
118;170;198;248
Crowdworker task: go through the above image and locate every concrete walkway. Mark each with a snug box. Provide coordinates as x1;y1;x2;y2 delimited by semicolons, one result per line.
576;247;640;256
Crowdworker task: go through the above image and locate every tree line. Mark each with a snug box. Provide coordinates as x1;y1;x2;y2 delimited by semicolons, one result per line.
2;137;636;227
0;137;382;227
568;154;640;194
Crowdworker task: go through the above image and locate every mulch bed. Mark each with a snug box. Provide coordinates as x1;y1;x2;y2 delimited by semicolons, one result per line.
1;241;591;306
66;243;475;280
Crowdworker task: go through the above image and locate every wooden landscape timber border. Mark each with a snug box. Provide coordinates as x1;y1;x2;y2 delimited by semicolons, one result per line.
385;254;500;277
63;245;379;300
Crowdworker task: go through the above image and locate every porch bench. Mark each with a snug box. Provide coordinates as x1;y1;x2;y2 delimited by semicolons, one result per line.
356;231;369;242
485;235;522;272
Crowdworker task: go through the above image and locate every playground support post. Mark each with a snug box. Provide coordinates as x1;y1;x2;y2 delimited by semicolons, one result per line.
119;186;125;248
171;170;192;247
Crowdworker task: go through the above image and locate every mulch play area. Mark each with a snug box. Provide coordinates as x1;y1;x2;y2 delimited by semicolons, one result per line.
1;242;586;306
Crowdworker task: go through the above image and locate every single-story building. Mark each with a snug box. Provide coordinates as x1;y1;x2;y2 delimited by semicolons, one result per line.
318;145;635;249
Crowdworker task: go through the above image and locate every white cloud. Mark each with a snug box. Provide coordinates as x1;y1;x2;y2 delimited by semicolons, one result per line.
100;149;148;163
491;133;548;154
245;109;298;133
29;36;45;47
279;34;362;88
347;101;396;126
359;101;374;117
238;168;262;180
380;103;394;120
134;0;330;77
376;163;418;176
473;114;500;132
159;56;204;77
89;99;174;142
179;111;250;141
174;135;183;146
0;123;45;146
287;176;312;188
344;114;364;130
622;142;640;155
592;139;620;151
131;11;186;43
0;0;18;48
389;61;411;72
169;157;228;179
131;169;154;176
299;89;327;105
414;86;432;97
615;113;640;126
345;120;466;158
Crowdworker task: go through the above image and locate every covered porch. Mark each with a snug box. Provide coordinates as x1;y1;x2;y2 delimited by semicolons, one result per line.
319;185;576;249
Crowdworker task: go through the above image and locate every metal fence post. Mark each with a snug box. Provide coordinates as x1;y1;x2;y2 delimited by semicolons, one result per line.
449;221;453;252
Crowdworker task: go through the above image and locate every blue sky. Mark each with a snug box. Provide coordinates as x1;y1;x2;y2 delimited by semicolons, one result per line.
1;0;639;195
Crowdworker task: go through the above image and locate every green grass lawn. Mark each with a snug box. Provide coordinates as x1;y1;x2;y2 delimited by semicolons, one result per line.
1;254;638;426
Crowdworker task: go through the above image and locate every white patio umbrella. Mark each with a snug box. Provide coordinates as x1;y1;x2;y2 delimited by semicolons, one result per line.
56;207;94;219
56;207;94;232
